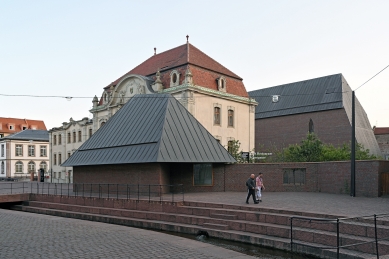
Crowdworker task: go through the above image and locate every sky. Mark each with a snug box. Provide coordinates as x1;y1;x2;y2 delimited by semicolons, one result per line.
1;1;388;130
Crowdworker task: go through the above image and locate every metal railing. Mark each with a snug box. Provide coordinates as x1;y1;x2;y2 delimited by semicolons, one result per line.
290;213;389;259
0;182;184;203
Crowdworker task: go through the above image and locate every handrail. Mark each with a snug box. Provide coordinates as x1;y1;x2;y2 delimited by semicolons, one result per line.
0;182;185;204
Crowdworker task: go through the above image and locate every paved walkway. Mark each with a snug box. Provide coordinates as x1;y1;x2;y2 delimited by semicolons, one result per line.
184;192;389;217
0;209;255;259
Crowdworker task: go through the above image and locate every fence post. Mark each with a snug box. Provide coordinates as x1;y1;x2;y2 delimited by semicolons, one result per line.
10;183;12;194
160;185;162;204
337;218;340;259
61;183;62;196
181;184;184;202
23;182;25;194
172;185;174;203
148;185;151;203
374;214;379;259
126;184;129;200
290;217;293;253
37;182;39;194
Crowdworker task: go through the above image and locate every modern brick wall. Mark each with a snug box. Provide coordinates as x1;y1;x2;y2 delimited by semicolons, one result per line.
73;161;389;197
255;109;351;152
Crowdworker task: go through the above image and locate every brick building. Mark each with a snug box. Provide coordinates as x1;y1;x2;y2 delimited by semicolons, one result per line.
62;94;236;189
248;74;381;157
373;127;389;160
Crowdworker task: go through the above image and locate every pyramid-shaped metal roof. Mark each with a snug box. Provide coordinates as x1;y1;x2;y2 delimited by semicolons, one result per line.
62;94;236;166
1;129;49;141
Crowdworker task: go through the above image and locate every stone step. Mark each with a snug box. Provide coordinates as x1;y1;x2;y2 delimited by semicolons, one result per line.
19;201;389;255
203;223;229;230
210;213;237;220
10;204;377;259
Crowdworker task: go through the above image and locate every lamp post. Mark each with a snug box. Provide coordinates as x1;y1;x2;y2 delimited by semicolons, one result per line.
351;91;356;197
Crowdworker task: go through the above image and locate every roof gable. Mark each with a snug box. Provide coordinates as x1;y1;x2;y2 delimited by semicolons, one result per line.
105;43;243;89
249;74;344;119
62;94;236;166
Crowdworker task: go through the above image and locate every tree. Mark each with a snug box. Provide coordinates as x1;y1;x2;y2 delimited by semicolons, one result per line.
226;140;244;163
272;133;378;162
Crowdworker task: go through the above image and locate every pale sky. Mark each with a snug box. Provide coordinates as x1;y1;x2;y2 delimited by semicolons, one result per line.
1;1;388;130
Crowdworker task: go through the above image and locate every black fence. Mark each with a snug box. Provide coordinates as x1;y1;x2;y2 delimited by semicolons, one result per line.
0;182;184;203
290;214;389;259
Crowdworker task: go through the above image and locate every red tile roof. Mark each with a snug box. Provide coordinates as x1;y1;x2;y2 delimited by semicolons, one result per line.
0;117;46;135
373;127;389;135
102;43;248;98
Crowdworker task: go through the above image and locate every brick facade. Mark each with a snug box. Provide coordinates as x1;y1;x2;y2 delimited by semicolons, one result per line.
255;108;351;152
73;161;389;197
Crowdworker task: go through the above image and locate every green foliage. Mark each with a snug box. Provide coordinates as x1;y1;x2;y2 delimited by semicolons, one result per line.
272;133;378;162
226;140;244;163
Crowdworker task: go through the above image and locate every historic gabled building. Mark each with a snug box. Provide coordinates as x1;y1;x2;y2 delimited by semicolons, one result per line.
249;74;381;157
0;130;49;179
0;117;46;138
50;39;257;180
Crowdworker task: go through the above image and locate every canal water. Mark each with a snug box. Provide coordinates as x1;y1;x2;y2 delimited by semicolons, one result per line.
161;231;316;259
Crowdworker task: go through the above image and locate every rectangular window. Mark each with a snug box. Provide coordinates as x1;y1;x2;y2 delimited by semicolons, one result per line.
283;168;306;185
58;134;62;145
214;107;220;125
89;128;92;139
67;133;71;143
28;145;35;157
193;164;213;186
58;153;62;164
53;154;57;165
228;110;234;127
53;135;57;145
73;132;76;143
40;146;47;157
16;145;23;156
1;144;4;157
58;171;61;179
78;131;82;142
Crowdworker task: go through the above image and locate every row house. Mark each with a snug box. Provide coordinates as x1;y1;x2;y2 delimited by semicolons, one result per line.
0;130;49;179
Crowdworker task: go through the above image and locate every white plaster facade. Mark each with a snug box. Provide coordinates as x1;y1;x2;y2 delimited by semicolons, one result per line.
0;138;49;179
49;117;93;183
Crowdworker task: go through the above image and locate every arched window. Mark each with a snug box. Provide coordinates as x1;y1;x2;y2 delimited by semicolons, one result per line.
40;162;47;172
1;161;4;174
100;122;105;128
309;119;314;133
15;161;23;173
28;161;35;173
53;135;57;145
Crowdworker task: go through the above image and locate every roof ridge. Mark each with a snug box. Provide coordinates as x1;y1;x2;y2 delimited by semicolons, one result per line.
188;43;242;80
249;73;343;93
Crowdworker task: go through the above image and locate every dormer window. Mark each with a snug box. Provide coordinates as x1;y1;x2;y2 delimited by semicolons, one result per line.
217;76;227;92
103;93;108;103
170;70;180;87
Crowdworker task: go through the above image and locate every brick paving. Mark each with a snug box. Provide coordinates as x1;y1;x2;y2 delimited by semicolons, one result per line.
184;191;389;217
0;209;255;259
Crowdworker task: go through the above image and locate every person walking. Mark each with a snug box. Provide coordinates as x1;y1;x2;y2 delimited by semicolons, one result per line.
246;174;258;204
256;172;265;202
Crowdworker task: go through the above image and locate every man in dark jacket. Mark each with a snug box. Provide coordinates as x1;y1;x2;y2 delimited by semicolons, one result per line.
246;174;258;204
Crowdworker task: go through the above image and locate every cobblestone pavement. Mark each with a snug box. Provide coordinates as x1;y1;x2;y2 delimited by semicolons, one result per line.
184;191;389;217
0;209;254;259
